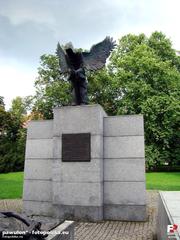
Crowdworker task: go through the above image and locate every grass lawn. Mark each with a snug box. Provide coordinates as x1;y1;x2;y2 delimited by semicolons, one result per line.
0;172;23;199
146;172;180;191
0;172;180;199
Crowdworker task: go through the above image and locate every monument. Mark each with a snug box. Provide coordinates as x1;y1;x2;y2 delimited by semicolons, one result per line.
23;105;146;221
56;36;115;105
23;37;146;222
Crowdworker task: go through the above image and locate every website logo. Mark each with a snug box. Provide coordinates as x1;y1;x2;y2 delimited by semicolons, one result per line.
167;224;179;239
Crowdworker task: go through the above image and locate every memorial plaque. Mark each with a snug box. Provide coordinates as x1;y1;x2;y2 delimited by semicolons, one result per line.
62;133;91;162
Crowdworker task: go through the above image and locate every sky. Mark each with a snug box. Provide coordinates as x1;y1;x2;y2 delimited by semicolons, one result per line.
1;0;180;109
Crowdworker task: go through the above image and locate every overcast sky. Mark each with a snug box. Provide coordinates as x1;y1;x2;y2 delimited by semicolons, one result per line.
1;0;180;109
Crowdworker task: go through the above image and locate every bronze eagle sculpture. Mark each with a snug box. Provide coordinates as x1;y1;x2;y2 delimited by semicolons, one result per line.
56;37;116;105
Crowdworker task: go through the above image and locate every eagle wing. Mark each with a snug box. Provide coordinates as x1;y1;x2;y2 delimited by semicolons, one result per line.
82;37;116;71
56;42;69;73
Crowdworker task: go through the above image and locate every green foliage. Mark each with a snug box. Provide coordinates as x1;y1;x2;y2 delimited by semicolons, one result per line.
88;69;120;115
142;95;180;167
0;96;5;109
33;54;71;119
0;98;26;173
10;96;27;119
110;32;180;169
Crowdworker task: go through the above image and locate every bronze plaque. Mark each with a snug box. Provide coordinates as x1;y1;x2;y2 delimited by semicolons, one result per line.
62;133;91;162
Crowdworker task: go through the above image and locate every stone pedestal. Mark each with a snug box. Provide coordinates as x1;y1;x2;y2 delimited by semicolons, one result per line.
23;104;146;221
52;105;106;220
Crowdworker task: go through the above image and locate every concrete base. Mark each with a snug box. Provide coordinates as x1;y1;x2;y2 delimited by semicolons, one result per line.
23;105;146;221
104;204;147;221
53;205;103;221
23;200;53;216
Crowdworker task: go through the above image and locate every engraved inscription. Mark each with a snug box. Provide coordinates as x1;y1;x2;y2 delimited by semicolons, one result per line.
62;133;91;162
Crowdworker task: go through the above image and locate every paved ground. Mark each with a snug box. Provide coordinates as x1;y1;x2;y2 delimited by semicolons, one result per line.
74;191;158;240
0;191;158;240
0;199;22;213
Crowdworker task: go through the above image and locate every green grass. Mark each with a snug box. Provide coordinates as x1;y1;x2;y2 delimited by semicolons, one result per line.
0;172;23;199
0;172;180;199
146;172;180;191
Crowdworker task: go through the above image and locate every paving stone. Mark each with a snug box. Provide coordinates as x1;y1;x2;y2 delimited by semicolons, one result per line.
0;191;158;240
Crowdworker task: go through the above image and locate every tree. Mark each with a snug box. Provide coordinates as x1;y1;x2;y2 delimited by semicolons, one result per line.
110;32;180;169
0;96;5;109
10;97;27;120
0;97;27;173
88;69;121;115
33;54;71;119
